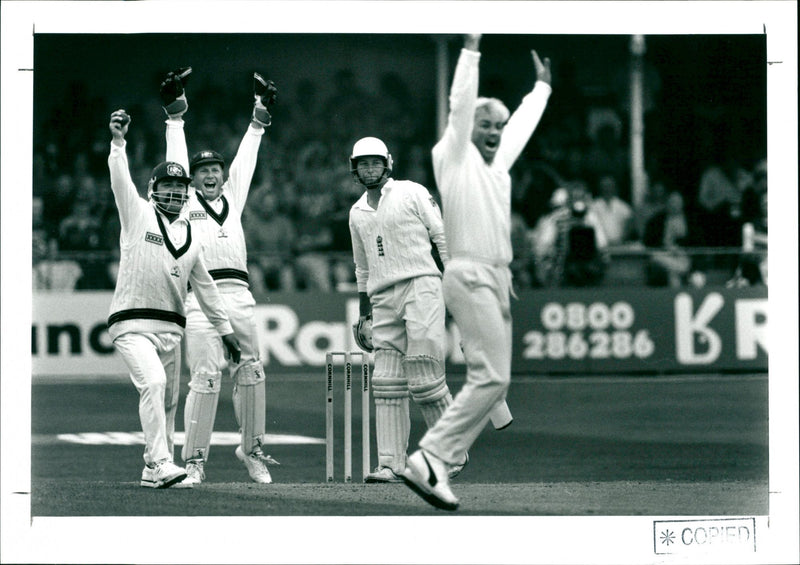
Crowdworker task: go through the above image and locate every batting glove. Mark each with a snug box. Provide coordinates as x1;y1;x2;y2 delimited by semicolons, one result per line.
160;67;192;118
252;72;277;127
352;315;374;353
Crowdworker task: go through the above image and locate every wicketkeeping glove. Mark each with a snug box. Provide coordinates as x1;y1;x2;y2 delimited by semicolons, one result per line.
160;67;192;118
252;72;277;127
352;315;374;353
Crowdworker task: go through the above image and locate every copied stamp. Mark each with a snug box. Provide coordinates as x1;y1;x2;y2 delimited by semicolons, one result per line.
654;518;756;556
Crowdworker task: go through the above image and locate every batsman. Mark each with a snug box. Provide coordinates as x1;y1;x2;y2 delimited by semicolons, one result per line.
159;67;279;484
348;137;468;483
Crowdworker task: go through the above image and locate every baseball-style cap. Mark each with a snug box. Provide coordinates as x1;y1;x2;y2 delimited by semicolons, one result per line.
150;161;191;186
189;150;226;174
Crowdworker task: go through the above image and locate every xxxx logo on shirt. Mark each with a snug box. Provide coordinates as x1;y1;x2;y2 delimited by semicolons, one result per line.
145;232;164;245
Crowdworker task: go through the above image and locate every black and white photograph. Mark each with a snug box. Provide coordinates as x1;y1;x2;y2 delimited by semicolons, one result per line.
1;1;797;564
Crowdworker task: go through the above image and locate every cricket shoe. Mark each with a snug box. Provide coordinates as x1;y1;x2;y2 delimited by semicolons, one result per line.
401;449;459;511
235;446;279;484
448;452;469;480
140;460;188;489
181;459;205;486
364;466;403;483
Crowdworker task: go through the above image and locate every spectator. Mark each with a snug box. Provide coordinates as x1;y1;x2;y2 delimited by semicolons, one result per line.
282;78;324;150
42;173;75;240
57;194;112;289
728;188;768;287
293;191;336;291
740;158;767;225
243;188;298;292
32;196;50;265
511;160;562;230
323;68;375;147
532;181;608;287
696;153;751;247
510;211;535;290
642;190;692;287
635;175;667;237
584;121;628;190
375;71;419;152
32;195;81;290
404;144;433;188
327;168;359;291
589;173;636;245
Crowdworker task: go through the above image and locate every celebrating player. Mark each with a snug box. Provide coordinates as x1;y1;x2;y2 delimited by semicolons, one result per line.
159;68;280;484
106;109;241;489
348;136;466;483
402;34;552;510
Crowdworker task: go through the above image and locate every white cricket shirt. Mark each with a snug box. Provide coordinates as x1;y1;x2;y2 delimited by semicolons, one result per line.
432;48;551;266
349;179;449;297
106;140;233;339
166;119;263;289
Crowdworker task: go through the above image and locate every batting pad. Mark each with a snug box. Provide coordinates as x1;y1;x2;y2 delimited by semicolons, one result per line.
233;362;266;454
375;397;410;473
404;355;453;428
181;388;219;462
372;349;408;399
373;349;404;378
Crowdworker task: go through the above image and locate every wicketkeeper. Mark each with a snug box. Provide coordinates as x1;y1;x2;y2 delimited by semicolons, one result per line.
160;67;279;484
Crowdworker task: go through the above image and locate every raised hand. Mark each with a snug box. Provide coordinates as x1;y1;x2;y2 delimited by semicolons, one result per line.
109;109;131;141
464;34;481;51
160;67;192;118
252;73;277;127
532;50;552;85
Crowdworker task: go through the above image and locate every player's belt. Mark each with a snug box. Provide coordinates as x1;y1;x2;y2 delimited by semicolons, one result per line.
188;268;249;291
107;308;186;328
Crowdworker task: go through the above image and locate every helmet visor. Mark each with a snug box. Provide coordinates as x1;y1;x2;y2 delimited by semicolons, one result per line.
152;180;189;215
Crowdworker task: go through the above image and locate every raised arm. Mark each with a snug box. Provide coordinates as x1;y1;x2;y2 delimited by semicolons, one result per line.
432;34;482;163
225;73;277;209
496;49;552;169
161;68;192;172
107;109;144;236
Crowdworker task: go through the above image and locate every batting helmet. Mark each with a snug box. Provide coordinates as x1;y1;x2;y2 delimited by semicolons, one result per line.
147;161;190;215
149;161;191;188
349;137;393;175
189;150;226;174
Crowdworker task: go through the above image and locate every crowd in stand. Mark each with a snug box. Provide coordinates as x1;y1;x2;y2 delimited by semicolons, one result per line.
32;67;768;292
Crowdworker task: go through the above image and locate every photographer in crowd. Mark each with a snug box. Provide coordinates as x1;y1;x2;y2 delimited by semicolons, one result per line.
531;180;608;287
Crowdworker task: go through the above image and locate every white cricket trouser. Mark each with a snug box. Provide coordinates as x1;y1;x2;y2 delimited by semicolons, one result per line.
113;331;183;466
370;275;448;472
184;286;265;456
185;286;260;376
419;258;512;465
371;275;446;358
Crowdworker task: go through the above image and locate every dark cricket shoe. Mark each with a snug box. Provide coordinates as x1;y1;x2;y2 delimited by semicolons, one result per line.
401;449;459;511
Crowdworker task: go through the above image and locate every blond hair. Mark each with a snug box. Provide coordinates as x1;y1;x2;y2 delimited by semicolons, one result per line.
475;97;510;122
